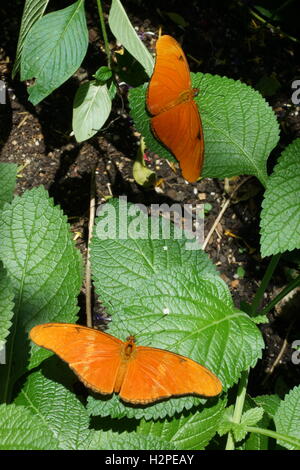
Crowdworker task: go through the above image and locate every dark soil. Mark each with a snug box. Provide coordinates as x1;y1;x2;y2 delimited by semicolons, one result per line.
1;0;300;397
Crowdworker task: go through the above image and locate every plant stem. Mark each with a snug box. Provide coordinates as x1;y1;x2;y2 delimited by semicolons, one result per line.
225;371;248;450
250;253;281;315
259;274;300;316
96;0;111;68
246;426;300;449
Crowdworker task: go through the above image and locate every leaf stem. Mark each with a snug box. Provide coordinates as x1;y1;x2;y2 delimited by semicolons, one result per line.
96;0;111;68
250;253;281;315
259;274;300;317
225;370;248;450
246;426;300;449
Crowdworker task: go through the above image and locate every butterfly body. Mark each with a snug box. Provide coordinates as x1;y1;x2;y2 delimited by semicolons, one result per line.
30;323;222;404
147;35;204;182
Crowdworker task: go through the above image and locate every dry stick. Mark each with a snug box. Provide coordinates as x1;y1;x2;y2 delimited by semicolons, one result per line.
262;320;296;385
202;176;253;250
85;168;96;328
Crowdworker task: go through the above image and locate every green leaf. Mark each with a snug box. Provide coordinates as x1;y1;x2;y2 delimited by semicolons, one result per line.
274;385;300;450
217;405;234;436
108;0;154;77
0;186;82;402
0;404;58;450
86;430;176;450
260;138;300;257
240;407;264;429
0;163;17;209
89;198;263;420
0;264;14;352
93;66;113;82
129;74;280;186
137;398;227;450
21;0;88;105
72;80;112;142
237;396;270;450
15;359;90;450
12;0;49;79
253;394;281;419
91;198;216;309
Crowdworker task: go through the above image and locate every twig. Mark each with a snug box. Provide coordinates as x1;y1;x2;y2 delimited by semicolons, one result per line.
202;176;252;250
85;167;96;328
262;320;295;385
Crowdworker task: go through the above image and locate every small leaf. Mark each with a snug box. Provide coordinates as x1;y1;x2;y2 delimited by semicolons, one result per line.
0;404;58;450
260;138;300;257
12;0;49;79
129;74;280;186
93;66;112;82
274;385;300;450
21;0;88;105
217;405;235;436
0;163;17;209
72;80;112;142
108;0;154;77
133;138;156;187
241;407;264;427
253;394;281;419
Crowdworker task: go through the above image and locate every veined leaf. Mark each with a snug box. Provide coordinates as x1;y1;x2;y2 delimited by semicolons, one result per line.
12;0;49;78
15;360;90;450
21;0;88;105
0;264;14;352
89;198;263;420
137;397;227;450
274;386;300;450
91;197;216;309
129;74;280;186
0;404;58;450
0;163;17;209
0;187;82;402
260;138;300;257
72;80;112;142
108;0;154;77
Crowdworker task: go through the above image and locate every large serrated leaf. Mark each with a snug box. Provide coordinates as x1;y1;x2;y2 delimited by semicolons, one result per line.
274;386;300;450
21;0;88;105
91;197;216;309
260;138;300;257
0;403;58;450
12;0;49;79
108;0;154;77
0;186;82;402
129;74;280;186
72;80;112;142
15;359;90;450
0;264;14;351
137;397;227;450
0;163;17;209
86;429;175;450
87;267;262;419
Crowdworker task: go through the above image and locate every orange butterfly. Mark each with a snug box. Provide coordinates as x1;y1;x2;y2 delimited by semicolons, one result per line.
147;35;204;183
30;323;222;404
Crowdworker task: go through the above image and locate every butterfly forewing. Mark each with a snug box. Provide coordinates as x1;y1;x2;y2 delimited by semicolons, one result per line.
147;35;204;182
119;345;222;404
30;323;123;395
147;35;191;115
